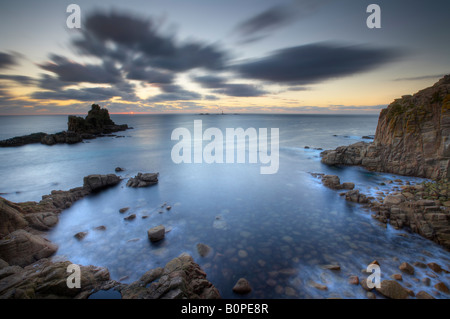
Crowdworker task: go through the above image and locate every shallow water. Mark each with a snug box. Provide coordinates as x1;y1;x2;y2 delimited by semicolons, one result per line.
1;114;449;298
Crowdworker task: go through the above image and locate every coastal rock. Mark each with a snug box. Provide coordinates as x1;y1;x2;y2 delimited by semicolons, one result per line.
83;174;121;192
434;282;449;293
68;104;128;135
74;232;88;240
0;198;29;237
126;173;159;188
321;75;450;180
0;104;129;147
120;254;220;299
147;225;165;242
23;212;58;231
196;243;212;257
0;133;47;147
376;280;410;299
399;262;415;275
416;291;435;299
0;258;111;299
0;229;58;267
232;278;252;294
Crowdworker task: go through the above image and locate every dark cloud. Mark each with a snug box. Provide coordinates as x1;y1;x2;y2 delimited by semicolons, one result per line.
236;5;294;38
0;74;34;85
213;84;267;97
234;1;328;43
236;43;402;84
38;54;121;84
0;52;18;70
393;74;447;81
125;67;174;84
193;75;226;88
147;84;202;102
73;11;227;72
31;87;120;102
193;75;267;97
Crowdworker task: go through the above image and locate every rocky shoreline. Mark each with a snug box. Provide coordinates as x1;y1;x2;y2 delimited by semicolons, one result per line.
0;173;220;299
0;104;130;147
318;76;450;250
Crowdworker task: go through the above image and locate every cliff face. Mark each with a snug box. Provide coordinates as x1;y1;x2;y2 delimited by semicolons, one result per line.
321;75;450;180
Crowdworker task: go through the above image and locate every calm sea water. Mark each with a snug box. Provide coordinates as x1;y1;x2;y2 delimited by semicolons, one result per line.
0;114;449;299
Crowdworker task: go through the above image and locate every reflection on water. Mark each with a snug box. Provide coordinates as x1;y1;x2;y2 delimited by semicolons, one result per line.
1;114;449;298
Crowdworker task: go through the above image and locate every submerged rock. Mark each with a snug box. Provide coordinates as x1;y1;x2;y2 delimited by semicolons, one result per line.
232;278;252;294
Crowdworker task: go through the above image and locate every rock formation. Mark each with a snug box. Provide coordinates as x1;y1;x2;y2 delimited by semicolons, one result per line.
0;104;129;147
321;75;450;180
0;173;220;299
0;174;121;268
126;173;159;188
0;253;220;299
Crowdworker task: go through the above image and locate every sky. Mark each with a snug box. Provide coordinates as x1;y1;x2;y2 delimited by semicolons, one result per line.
0;0;449;115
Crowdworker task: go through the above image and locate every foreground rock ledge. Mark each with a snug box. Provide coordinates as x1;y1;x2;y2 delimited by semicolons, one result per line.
0;174;219;299
0;254;220;299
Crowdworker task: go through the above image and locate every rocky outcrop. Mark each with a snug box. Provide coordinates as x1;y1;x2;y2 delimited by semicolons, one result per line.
120;253;221;299
126;173;159;188
0;104;129;147
0;253;221;299
0;174;121;267
370;181;450;250
317;173;450;250
0;133;47;147
67;104;128;135
0;230;58;267
0;173;220;299
321;75;450;180
0;258;112;299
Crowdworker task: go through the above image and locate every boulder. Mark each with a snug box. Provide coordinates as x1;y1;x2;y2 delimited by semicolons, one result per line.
398;262;415;275
375;280;410;299
232;278;252;294
83;174;121;192
147;225;165;242
120;254;220;299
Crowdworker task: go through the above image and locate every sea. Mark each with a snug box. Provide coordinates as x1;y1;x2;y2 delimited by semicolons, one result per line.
0;114;449;299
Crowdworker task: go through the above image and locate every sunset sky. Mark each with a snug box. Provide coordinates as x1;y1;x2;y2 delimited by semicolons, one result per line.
0;0;449;115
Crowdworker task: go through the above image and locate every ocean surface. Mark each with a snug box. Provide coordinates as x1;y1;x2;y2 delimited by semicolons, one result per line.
0;114;449;299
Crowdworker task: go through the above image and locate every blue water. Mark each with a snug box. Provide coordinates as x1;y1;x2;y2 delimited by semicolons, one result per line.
0;114;449;299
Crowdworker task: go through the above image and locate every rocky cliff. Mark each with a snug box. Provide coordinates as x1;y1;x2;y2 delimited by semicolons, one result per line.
321;75;450;180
